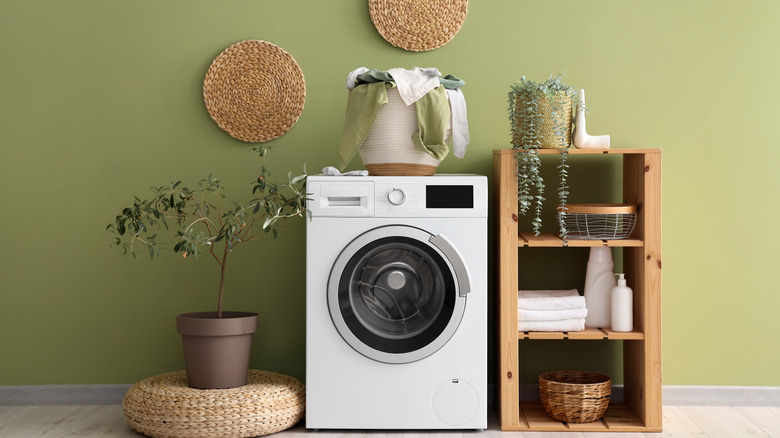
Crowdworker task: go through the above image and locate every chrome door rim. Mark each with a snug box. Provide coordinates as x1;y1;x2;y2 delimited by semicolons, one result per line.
327;225;467;364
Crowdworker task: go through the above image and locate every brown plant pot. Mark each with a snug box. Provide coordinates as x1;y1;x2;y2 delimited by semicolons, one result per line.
176;311;258;389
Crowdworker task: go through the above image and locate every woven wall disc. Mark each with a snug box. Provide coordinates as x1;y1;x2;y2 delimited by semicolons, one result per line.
369;0;468;52
203;40;305;143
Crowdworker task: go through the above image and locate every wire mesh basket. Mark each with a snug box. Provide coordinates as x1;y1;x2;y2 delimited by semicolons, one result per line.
557;204;637;240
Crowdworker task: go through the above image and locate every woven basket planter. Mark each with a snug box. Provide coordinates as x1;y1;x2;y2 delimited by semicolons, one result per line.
513;92;572;149
539;371;611;423
358;87;451;176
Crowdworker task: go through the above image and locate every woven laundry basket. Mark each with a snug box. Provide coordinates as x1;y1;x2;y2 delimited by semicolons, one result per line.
359;87;451;176
122;370;305;438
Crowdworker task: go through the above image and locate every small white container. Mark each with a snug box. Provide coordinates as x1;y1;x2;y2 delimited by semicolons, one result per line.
610;273;633;332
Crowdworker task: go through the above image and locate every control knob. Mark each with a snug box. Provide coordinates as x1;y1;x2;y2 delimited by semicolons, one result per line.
387;188;406;206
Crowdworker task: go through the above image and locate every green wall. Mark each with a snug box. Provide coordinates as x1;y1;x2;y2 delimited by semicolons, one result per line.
2;0;779;386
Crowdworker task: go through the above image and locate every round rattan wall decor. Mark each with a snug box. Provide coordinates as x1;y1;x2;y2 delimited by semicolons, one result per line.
368;0;468;52
203;40;305;143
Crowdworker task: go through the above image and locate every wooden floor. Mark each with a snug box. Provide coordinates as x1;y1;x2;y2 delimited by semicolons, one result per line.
1;405;779;438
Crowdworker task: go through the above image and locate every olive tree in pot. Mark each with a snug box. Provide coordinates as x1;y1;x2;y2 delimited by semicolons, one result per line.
107;146;308;389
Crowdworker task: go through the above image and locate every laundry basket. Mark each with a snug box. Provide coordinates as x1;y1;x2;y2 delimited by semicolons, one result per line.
358;87;451;176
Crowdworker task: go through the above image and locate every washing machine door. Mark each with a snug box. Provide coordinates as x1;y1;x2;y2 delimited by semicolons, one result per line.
327;225;470;364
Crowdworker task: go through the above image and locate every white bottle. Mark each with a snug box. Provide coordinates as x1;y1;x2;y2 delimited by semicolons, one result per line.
611;273;633;332
584;247;616;327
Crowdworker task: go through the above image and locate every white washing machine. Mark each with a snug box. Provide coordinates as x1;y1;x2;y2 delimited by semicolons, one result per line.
305;175;487;430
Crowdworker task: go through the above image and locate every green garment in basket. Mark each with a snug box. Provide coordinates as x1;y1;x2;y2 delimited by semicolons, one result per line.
354;69;465;90
411;86;450;161
338;83;451;170
338;82;389;170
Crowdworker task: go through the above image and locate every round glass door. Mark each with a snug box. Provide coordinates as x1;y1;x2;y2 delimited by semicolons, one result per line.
327;225;467;364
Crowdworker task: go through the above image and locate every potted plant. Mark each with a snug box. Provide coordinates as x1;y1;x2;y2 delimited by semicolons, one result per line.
508;72;576;240
107;146;308;389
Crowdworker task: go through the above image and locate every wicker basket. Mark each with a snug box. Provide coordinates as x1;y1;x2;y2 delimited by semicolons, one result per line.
358;87;451;176
539;371;612;423
558;204;637;240
513;91;572;149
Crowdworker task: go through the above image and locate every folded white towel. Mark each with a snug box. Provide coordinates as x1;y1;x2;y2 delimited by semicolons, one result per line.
518;318;586;332
518;289;585;311
518;307;588;322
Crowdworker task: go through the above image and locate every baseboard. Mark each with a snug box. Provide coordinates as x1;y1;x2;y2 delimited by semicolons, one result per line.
0;384;131;406
2;383;778;407
663;385;780;407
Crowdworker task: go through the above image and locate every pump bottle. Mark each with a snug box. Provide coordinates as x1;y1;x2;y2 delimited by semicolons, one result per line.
611;273;633;332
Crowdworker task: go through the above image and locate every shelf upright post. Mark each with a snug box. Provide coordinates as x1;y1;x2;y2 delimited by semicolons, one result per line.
622;150;663;429
493;150;522;429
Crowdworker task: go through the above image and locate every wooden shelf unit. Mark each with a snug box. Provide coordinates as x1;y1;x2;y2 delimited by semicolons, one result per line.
493;148;662;432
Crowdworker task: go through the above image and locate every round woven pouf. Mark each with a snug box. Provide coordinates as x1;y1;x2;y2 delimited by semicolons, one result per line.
123;370;305;438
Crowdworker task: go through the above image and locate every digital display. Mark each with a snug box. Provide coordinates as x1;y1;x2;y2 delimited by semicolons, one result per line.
426;185;474;209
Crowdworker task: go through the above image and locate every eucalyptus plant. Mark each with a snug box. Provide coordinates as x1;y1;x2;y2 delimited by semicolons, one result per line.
107;146;309;317
508;72;576;240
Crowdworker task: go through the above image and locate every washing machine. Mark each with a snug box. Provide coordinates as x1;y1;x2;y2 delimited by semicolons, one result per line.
305;175;487;430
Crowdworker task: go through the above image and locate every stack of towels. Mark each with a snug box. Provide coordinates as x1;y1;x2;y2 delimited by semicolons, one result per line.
518;289;588;332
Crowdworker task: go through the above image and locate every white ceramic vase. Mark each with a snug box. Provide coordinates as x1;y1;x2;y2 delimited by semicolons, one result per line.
573;89;611;149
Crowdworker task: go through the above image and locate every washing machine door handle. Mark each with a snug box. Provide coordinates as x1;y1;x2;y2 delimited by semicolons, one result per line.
429;234;471;297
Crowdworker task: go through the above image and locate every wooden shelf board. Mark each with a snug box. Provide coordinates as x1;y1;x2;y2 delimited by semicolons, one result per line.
519;232;643;247
493;148;661;156
603;328;645;340
500;402;657;432
518;327;644;340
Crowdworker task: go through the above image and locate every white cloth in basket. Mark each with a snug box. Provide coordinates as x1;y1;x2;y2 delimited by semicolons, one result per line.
445;88;469;158
387;67;441;106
